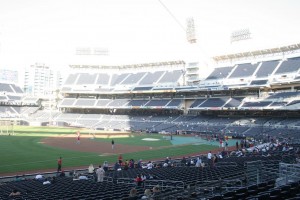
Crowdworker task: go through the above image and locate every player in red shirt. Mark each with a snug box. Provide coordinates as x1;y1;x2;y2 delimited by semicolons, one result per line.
57;157;62;172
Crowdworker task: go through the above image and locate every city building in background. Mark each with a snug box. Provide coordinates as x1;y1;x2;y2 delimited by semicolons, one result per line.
0;69;18;84
24;63;63;97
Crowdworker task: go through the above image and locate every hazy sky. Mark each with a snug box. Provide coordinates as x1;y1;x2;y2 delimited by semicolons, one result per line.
0;0;300;69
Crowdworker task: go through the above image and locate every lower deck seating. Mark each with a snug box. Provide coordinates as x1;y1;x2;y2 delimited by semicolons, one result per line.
0;149;298;199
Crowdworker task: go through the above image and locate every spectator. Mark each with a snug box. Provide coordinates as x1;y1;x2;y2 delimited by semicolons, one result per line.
103;161;109;172
151;185;161;199
211;155;217;168
59;170;65;177
141;173;147;184
141;189;152;199
165;157;169;164
73;170;79;179
9;189;21;197
118;154;123;164
187;156;192;167
181;157;187;166
137;159;143;168
124;161;129;170
147;174;154;180
218;152;223;159
135;174;143;187
207;151;212;160
43;177;51;185
96;165;105;182
88;164;94;174
236;150;243;157
128;188;138;200
114;162;120;171
156;162;162;168
195;157;202;167
214;154;218;163
147;161;153;169
78;174;88;180
282;145;287;151
35;174;45;182
129;159;134;168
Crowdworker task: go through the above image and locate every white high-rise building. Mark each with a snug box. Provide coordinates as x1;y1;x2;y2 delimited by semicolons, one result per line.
24;63;63;96
0;69;18;83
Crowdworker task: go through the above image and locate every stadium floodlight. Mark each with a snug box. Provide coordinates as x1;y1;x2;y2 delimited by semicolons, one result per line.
231;28;251;43
76;47;92;55
76;47;109;56
186;17;197;44
94;48;109;56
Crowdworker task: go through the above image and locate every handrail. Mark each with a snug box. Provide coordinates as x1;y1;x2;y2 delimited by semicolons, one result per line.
116;178;185;190
116;178;135;185
104;176;113;183
216;162;237;167
144;179;185;190
195;178;243;192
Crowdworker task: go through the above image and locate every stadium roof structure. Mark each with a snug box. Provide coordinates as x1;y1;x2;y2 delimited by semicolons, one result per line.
213;43;300;63
69;60;185;70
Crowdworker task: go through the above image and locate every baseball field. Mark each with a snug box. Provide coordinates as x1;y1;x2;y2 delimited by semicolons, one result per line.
0;126;225;176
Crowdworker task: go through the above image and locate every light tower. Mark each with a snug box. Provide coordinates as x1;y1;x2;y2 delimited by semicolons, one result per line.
185;17;202;85
186;18;197;44
230;28;251;43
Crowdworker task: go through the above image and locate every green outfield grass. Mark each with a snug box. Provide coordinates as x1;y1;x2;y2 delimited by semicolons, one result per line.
0;126;219;176
11;126;91;135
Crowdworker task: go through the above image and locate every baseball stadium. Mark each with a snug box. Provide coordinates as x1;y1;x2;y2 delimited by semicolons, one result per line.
0;1;300;200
